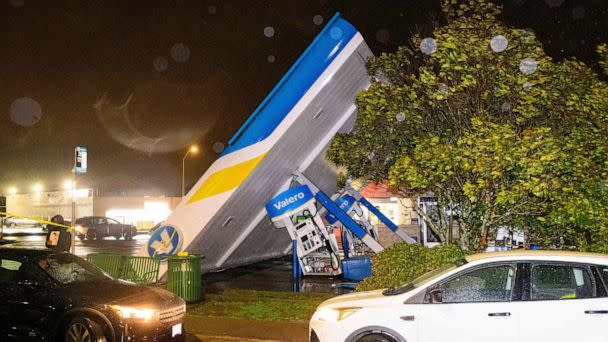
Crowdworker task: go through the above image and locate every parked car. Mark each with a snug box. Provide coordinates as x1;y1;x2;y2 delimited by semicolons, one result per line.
2;216;42;228
0;247;185;341
310;250;608;342
74;216;137;241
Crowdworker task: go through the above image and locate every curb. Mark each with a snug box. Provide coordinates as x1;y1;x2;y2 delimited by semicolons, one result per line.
185;315;309;342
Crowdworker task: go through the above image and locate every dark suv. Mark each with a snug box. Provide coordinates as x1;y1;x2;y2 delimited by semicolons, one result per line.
75;216;138;241
0;247;185;341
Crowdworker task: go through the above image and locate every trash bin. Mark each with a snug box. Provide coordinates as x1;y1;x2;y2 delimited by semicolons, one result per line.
167;254;203;303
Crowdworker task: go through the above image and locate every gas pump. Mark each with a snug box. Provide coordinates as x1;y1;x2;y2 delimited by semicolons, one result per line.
324;193;379;257
265;185;341;276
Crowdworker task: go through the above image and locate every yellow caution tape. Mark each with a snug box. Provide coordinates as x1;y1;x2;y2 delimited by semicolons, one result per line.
0;212;72;230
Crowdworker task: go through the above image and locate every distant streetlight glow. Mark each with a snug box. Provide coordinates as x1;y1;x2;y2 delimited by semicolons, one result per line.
8;187;17;195
32;183;43;193
182;145;200;197
63;179;75;190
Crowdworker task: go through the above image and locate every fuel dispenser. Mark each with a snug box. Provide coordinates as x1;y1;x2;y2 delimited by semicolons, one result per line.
265;185;342;276
324;193;379;257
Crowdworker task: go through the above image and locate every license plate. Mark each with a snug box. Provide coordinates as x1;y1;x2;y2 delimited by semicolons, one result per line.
172;323;182;337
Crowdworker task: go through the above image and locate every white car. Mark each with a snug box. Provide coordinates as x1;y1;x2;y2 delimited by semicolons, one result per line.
310;251;608;342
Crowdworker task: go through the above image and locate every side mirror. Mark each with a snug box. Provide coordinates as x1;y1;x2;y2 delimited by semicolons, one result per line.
426;289;443;303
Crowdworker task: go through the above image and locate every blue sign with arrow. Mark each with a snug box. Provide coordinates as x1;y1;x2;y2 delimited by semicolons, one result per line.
147;225;183;258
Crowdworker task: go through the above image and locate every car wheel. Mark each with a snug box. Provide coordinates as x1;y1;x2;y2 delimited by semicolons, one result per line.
356;333;399;342
114;234;121;240
77;235;86;241
124;232;133;241
87;232;98;241
9;222;16;228
64;316;108;342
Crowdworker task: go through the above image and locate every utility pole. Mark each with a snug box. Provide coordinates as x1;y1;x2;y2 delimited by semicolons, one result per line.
181;145;199;197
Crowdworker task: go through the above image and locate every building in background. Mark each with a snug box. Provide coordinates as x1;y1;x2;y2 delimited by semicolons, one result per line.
359;181;421;247
5;190;180;230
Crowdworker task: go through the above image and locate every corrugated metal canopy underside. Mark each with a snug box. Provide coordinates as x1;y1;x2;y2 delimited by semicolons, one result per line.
186;39;373;272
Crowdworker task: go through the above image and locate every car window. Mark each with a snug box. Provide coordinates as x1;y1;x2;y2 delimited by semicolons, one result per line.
94;217;106;224
0;258;23;283
600;267;608;289
531;264;593;300
108;218;120;224
438;264;516;303
37;253;110;284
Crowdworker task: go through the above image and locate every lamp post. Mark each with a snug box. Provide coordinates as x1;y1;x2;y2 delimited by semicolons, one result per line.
182;145;199;197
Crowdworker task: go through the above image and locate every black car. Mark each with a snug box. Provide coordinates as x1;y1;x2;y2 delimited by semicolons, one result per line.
0;247;186;341
75;216;138;241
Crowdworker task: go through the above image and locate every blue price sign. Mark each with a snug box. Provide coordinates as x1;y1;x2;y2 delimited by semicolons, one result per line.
75;146;88;174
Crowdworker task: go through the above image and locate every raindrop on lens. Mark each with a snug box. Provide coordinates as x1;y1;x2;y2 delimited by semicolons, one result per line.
376;29;390;44
152;56;168;72
519;58;538;75
438;83;449;95
501;102;512;112
420;37;437;55
490;35;508;53
330;27;343;40
9;0;24;8
263;26;275;38
213;142;225;153
572;6;585;20
170;43;190;63
10;97;42;127
313;15;323;26
544;0;564;8
396;112;405;122
267;55;275;63
367;152;375;161
208;5;217;14
523;82;533;91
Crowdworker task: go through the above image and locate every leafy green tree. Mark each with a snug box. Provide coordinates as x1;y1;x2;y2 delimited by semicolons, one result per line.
327;0;608;251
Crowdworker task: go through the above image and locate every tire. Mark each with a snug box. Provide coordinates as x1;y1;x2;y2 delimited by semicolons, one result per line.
9;222;16;228
64;316;109;342
123;231;133;241
357;333;399;342
113;234;121;240
87;232;98;241
77;235;86;241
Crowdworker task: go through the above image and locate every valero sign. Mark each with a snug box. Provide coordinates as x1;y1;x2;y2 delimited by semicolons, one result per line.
265;185;314;219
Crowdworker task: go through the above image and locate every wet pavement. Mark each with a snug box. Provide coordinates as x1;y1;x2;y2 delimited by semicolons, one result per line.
204;256;355;295
1;230;149;257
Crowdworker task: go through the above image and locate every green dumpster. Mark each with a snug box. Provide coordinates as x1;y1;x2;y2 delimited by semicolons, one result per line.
167;255;202;303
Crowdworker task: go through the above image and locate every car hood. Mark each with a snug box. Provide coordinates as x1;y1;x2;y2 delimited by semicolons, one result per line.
317;289;394;309
60;279;180;307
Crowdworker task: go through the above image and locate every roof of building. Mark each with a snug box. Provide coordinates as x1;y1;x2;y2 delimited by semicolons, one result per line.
360;180;397;199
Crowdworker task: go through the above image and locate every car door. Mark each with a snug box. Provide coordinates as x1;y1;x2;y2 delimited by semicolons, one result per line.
108;218;123;236
519;262;608;342
0;255;53;340
96;217;109;237
415;262;520;342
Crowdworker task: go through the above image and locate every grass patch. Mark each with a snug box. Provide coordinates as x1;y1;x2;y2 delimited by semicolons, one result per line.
188;289;334;322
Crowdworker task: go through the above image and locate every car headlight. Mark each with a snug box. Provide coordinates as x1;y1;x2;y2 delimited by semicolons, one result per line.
110;305;159;322
315;307;360;322
75;225;84;233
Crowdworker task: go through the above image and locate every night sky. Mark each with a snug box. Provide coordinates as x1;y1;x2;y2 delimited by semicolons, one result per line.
1;0;606;196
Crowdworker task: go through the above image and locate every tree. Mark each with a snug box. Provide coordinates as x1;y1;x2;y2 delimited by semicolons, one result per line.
327;0;608;251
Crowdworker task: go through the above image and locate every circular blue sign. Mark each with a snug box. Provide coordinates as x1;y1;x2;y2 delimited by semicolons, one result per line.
147;225;183;258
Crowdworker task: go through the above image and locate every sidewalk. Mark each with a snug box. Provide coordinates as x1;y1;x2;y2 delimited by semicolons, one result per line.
185;315;309;342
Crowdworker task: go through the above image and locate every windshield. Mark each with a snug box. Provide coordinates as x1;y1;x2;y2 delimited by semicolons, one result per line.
37;253;111;284
384;258;467;296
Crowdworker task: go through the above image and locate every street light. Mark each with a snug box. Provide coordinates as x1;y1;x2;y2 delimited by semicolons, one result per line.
182;145;199;197
63;179;75;191
32;183;43;193
8;187;17;196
